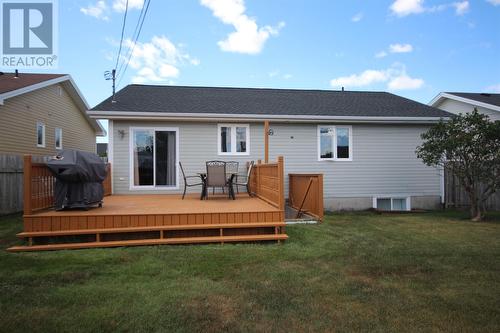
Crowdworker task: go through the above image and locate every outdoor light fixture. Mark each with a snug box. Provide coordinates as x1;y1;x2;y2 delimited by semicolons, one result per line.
118;129;125;139
268;128;274;136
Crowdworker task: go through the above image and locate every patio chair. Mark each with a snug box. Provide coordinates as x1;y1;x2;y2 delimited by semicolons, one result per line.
179;162;204;200
225;161;239;193
206;160;235;200
234;161;254;196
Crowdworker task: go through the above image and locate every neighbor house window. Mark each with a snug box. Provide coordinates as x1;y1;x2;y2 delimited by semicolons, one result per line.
55;128;62;149
318;125;352;161
36;122;45;147
373;197;411;211
218;124;250;155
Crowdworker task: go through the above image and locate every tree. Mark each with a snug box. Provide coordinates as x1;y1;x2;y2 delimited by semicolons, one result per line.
416;109;500;221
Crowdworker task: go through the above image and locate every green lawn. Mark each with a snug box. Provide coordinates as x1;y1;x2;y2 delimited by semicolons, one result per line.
1;211;499;333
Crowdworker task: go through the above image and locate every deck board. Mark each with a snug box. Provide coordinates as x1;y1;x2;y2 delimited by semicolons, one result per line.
28;194;280;217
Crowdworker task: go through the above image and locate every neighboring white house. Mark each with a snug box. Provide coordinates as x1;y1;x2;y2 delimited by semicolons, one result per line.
89;85;452;211
430;92;500;121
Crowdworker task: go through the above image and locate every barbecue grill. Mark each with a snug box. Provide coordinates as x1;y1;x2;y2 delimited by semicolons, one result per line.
46;150;107;210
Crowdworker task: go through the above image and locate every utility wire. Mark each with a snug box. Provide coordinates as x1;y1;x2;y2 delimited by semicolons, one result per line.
116;0;147;76
117;0;152;87
114;0;130;71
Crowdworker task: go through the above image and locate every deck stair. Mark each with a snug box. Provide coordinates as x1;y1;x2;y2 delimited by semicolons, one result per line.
8;222;287;252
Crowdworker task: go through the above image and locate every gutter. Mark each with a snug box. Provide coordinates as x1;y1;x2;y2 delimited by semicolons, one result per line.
87;111;449;124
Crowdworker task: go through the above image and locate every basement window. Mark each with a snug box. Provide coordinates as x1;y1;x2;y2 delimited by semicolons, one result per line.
373;197;410;211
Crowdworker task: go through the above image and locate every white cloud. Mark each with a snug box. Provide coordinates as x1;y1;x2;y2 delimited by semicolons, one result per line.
81;0;144;20
486;0;500;6
200;0;284;54
390;0;470;16
485;84;500;93
389;43;413;53
375;43;413;58
330;70;390;88
351;12;363;22
390;0;425;16
113;0;144;12
330;64;424;91
268;70;279;78
268;70;292;80
119;35;199;84
388;74;424;90
80;1;109;20
453;1;469;15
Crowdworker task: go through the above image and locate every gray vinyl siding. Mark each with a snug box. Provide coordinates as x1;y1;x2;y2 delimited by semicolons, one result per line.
268;123;440;198
111;120;441;201
111;121;265;194
435;98;500;121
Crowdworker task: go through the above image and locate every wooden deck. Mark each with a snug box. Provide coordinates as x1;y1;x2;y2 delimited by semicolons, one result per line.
9;194;286;252
9;155;288;252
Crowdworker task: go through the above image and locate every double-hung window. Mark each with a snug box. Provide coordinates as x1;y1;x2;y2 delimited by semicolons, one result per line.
36;122;45;147
318;125;352;161
218;124;250;155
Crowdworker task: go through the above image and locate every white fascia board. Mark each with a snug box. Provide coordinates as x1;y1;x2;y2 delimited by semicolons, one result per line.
0;75;70;101
430;92;500;113
87;110;449;124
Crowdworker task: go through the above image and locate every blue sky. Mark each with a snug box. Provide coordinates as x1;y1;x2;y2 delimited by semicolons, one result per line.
10;0;500;139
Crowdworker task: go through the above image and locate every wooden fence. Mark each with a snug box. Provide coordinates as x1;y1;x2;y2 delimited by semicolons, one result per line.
444;168;500;211
288;174;324;220
23;155;112;215
0;155;24;215
0;154;51;215
249;156;285;211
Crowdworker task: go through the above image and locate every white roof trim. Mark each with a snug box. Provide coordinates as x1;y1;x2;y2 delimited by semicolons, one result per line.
0;75;106;136
429;92;500;113
88;110;448;124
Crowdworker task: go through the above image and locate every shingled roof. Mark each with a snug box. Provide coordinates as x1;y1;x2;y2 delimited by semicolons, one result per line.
91;84;451;119
0;72;66;94
445;92;500;108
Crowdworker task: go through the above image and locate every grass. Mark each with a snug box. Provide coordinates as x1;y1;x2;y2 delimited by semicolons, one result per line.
0;210;499;332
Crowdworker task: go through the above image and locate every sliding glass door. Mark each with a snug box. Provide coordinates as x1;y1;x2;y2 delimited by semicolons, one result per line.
131;128;178;189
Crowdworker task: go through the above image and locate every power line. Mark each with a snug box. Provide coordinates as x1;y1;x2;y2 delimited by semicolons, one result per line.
114;0;130;71
117;0;152;88
116;0;147;76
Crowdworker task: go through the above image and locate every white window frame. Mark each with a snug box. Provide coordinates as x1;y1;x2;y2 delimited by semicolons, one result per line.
128;126;180;191
217;123;250;156
317;125;353;161
372;196;411;211
55;128;62;149
36;122;45;148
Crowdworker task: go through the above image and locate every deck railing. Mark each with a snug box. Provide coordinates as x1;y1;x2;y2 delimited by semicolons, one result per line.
103;164;112;196
288;173;324;220
23;155;111;215
249;156;285;210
